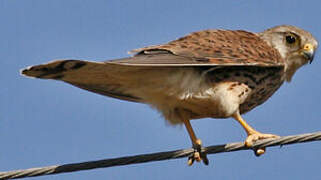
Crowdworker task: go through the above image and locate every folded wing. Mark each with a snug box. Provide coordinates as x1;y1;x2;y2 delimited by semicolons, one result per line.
21;29;284;103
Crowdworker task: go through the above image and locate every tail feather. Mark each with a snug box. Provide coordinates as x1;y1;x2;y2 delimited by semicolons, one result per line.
21;59;143;102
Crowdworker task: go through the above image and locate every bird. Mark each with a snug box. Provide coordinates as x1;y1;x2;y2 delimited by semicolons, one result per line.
21;25;317;165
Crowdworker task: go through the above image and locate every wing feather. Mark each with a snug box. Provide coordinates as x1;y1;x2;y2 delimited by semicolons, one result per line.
108;51;283;67
129;29;284;67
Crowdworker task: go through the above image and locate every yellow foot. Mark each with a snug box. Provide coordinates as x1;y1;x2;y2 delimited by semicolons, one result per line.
245;132;280;147
245;132;280;156
187;139;209;166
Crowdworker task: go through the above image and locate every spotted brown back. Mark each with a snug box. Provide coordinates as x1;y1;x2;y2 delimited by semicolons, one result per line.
131;30;284;66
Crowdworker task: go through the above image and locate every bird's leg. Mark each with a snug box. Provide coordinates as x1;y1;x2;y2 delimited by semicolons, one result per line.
232;111;280;156
182;119;209;165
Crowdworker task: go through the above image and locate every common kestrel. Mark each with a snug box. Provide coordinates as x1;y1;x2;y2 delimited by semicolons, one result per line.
22;25;317;165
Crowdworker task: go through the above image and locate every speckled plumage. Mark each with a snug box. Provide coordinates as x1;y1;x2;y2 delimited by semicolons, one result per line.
21;25;318;164
131;29;283;66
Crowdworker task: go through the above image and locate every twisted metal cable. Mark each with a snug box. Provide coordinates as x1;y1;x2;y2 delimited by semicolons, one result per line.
1;131;320;179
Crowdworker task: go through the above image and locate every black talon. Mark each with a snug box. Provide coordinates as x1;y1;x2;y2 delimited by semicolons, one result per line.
188;154;195;166
201;151;209;165
253;147;266;157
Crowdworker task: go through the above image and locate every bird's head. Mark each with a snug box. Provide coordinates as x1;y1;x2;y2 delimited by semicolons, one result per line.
259;25;318;82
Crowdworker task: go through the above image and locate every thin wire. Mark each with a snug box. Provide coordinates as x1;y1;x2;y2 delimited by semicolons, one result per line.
0;131;320;179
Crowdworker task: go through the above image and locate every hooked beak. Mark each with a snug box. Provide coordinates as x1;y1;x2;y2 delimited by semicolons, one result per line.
301;43;315;64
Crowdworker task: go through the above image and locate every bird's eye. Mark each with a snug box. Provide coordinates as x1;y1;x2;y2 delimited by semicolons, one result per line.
285;35;296;44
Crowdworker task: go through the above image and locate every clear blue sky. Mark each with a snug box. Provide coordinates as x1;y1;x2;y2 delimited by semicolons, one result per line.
1;0;321;179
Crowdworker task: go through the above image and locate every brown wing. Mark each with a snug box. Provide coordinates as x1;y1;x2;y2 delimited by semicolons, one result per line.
21;29;284;103
127;29;284;67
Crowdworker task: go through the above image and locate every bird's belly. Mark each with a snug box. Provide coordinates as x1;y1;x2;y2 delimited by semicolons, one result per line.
174;66;285;123
148;94;235;124
127;66;285;124
145;81;251;124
